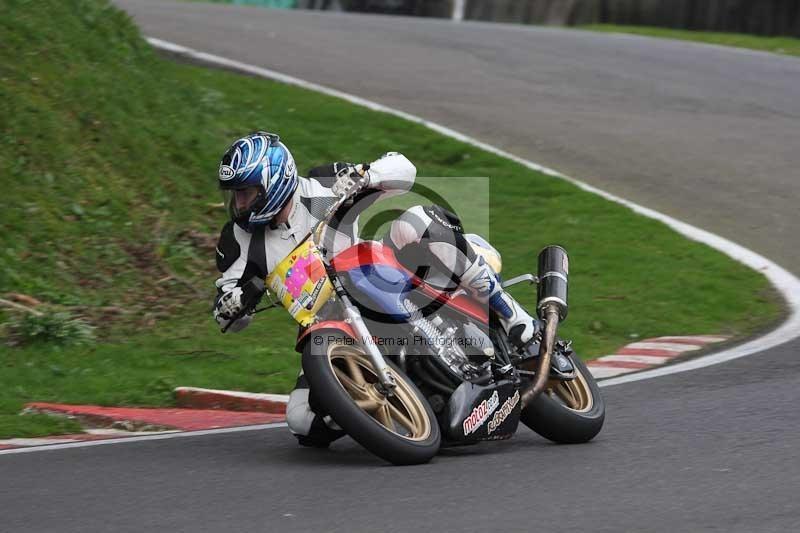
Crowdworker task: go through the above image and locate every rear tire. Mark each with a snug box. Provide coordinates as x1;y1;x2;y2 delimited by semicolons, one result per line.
520;354;605;444
302;330;441;465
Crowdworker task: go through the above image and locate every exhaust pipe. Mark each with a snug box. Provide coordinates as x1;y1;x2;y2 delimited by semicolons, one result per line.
520;246;569;408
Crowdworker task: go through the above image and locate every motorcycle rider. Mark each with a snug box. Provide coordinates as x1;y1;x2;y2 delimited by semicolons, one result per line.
213;131;541;447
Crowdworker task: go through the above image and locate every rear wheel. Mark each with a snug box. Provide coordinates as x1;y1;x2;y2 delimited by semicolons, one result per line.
302;330;441;465
520;354;605;443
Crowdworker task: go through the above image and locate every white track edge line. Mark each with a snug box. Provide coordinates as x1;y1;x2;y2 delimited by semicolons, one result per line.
0;422;288;456
145;36;799;388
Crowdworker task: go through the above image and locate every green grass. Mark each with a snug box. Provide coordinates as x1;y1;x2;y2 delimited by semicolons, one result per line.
581;24;800;57
0;413;83;439
0;0;782;438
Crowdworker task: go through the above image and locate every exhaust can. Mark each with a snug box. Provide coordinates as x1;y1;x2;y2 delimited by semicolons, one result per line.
537;245;569;321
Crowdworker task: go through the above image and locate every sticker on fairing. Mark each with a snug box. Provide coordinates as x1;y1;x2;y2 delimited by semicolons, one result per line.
462;391;500;435
488;390;520;434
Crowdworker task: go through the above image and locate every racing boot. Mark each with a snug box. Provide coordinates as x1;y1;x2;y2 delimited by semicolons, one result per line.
460;256;543;350
287;372;346;448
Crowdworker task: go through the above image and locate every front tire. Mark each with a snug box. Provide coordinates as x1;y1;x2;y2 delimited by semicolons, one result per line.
302;330;441;465
520;354;605;443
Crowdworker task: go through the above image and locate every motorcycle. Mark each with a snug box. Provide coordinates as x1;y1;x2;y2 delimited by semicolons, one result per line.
232;174;605;465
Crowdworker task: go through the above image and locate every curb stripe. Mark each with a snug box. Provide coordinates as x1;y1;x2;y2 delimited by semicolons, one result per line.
25;402;283;431
616;347;690;357
593;355;673;365
623;341;705;352
647;336;728;345
645;335;729;344
174;387;288;414
588;360;654;370
587;335;729;379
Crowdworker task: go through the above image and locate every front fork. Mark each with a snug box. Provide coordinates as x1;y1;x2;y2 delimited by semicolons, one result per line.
331;275;397;393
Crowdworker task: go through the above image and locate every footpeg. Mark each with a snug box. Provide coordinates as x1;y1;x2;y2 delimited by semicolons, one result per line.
512;339;576;380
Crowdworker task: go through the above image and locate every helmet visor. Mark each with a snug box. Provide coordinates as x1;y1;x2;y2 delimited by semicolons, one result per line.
222;186;264;222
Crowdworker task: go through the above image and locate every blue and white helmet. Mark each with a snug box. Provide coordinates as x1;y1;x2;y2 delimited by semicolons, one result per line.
218;132;298;229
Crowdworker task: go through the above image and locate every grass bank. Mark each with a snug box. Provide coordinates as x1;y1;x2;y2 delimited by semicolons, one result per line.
0;0;781;438
581;24;800;57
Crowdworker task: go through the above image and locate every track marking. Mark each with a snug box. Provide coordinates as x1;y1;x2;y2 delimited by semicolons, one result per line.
0;423;288;456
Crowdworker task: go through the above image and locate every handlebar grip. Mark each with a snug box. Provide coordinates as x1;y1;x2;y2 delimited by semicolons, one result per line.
221;278;266;333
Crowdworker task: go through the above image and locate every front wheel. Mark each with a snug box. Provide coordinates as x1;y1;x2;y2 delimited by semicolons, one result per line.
302;330;441;465
520;354;605;443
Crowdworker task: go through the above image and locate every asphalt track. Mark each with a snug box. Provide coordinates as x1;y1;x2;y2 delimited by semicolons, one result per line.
3;2;800;531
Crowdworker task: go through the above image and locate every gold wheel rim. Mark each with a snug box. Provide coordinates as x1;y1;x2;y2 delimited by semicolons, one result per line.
327;346;431;441
546;366;594;413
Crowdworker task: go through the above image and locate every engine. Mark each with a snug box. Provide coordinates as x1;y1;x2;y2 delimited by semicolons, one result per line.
402;298;494;383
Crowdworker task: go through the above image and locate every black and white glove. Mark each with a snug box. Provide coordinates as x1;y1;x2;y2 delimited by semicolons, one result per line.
213;287;251;333
331;163;370;199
